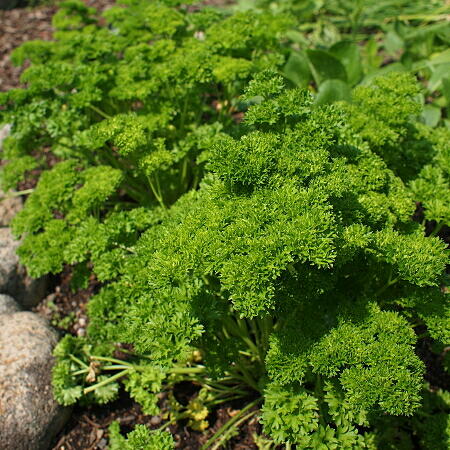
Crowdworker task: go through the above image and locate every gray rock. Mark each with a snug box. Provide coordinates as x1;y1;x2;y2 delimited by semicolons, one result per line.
0;189;23;227
0;228;48;308
0;312;70;450
0;294;21;315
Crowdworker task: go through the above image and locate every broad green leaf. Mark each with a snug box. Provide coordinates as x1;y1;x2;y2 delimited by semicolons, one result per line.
315;79;351;106
384;30;404;55
429;64;450;91
283;51;312;88
421;104;441;128
285;30;309;46
362;38;383;73
429;49;450;65
329;41;363;86
306;49;347;84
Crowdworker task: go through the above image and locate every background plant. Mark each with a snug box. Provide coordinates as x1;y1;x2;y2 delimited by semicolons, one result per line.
235;0;450;126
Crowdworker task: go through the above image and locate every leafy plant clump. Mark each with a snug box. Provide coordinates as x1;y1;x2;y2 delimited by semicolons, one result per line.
1;0;449;448
241;0;450;125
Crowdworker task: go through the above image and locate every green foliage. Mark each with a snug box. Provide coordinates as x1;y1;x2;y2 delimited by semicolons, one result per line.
2;0;289;279
410;126;450;228
240;0;450;124
1;0;449;448
109;422;174;450
55;73;447;445
262;381;376;448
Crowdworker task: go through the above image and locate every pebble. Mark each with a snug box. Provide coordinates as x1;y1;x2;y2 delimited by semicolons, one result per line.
77;327;86;337
150;415;162;426
0;227;48;308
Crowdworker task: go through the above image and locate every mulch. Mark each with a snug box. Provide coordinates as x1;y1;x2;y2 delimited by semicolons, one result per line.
0;5;55;91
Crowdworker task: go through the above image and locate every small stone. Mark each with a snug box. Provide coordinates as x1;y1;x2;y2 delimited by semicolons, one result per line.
0;228;48;308
0;189;22;227
0;312;71;449
77;327;86;337
150;415;162;426
45;293;56;303
0;294;21;315
78;317;87;327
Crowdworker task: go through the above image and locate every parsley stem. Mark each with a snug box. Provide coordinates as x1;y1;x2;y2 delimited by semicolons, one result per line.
212;409;258;450
429;222;444;237
69;354;89;369
88;104;111;119
0;188;34;199
200;398;260;450
101;365;133;370
90;355;134;366
169;366;205;375
148;175;166;208
83;369;129;394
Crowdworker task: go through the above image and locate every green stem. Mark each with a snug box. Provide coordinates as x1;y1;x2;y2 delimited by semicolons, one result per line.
395;13;450;22
207;394;248;408
375;276;399;298
201;398;261;450
181;157;189;192
429;222;444;237
169;366;206;375
148;175;166;208
315;374;326;427
83;369;129;394
69;354;89;369
212;409;258;450
230;365;260;392
90;355;134;366
88;104;111;120
124;183;149;205
179;96;189;133
102;365;134;370
0;188;34;199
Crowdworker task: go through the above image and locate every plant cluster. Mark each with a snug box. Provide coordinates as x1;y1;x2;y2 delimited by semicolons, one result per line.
236;0;450;126
0;0;449;448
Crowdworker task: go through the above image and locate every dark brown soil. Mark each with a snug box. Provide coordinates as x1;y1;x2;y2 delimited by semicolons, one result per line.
34;265;99;336
0;5;55;92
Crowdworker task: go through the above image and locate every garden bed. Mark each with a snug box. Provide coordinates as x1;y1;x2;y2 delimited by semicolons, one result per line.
1;0;449;449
